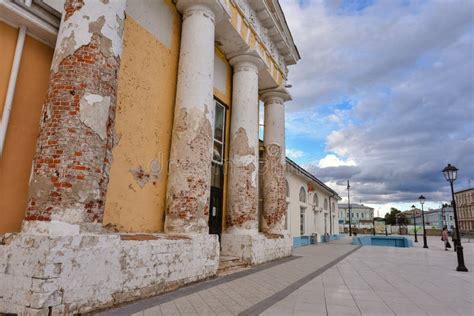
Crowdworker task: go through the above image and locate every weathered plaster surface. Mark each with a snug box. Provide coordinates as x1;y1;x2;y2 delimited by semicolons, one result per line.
261;93;287;234
226;55;261;234
165;3;217;234
262;143;286;233
166;106;214;234
221;232;292;265
129;160;160;189
79;93;110;140
52;0;126;72
25;0;126;223
0;222;219;314
103;10;181;233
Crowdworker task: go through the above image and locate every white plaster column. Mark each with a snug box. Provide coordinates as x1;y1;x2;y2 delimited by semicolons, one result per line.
25;0;127;226
165;1;225;234
226;54;263;235
261;89;291;234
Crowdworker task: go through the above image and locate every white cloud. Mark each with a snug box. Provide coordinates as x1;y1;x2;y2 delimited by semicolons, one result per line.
318;154;356;168
286;148;305;159
281;0;474;204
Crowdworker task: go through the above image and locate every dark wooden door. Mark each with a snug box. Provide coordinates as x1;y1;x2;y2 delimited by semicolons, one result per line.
209;186;223;236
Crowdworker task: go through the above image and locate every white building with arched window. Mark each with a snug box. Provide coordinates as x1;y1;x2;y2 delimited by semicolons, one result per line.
285;158;341;247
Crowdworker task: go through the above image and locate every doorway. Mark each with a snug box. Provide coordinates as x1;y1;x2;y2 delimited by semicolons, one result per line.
208;101;226;238
324;213;328;234
209;182;223;236
208;162;224;237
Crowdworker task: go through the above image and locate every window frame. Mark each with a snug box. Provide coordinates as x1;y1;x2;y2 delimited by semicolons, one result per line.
300;207;305;235
313;193;319;207
299;186;307;203
212;100;226;165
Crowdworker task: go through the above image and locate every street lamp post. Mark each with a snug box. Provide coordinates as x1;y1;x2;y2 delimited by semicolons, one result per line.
412;205;418;242
442;205;446;227
373;214;376;236
347;180;352;236
443;164;468;272
419;195;428;248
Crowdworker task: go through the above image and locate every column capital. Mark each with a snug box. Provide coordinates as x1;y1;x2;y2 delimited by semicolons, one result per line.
260;86;292;104
176;0;230;24
229;53;265;73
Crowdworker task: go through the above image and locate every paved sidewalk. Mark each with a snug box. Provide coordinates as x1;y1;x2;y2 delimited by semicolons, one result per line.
263;236;474;316
101;239;357;316
102;236;474;315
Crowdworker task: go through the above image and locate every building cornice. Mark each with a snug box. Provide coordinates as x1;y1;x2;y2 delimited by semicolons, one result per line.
0;0;60;47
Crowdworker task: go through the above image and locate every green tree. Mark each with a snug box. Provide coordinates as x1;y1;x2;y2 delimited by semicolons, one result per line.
384;207;401;225
397;213;409;226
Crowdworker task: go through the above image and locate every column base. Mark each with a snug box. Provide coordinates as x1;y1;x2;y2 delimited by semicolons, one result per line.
0;222;219;314
220;232;292;265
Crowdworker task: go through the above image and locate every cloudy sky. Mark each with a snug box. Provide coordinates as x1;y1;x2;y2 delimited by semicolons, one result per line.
280;0;474;215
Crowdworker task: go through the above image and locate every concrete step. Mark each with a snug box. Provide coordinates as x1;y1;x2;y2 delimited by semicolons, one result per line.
219;255;240;263
217;256;249;276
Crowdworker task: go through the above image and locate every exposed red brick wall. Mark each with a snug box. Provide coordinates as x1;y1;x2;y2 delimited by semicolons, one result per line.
25;31;120;223
64;0;84;21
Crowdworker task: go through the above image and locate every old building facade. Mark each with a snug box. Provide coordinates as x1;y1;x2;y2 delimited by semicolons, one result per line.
285;158;341;247
455;188;474;231
0;0;310;313
338;203;374;229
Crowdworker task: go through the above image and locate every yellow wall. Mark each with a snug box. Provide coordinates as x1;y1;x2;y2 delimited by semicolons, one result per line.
0;23;54;233
0;22;18;119
103;8;181;232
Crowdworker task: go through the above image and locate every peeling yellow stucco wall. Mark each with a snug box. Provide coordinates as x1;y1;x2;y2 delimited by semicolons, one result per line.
0;24;54;233
103;7;181;232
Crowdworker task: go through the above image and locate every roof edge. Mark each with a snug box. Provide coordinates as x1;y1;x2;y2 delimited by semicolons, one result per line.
286;157;340;199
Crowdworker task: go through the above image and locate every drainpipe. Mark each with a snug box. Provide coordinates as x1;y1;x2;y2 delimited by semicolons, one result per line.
0;25;27;156
329;196;332;236
328;193;337;236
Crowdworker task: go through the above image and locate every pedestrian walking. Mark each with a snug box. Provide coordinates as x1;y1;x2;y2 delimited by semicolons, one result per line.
442;226;451;251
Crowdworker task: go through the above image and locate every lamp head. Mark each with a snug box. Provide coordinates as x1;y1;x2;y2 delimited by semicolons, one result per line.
418;195;425;205
442;164;458;183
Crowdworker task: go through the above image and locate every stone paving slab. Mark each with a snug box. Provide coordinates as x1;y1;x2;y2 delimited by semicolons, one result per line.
263;236;474;316
101;240;357;315
102;236;473;315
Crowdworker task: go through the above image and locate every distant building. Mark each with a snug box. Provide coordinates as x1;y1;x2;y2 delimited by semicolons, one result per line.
424;207;455;229
401;208;422;225
338;203;374;228
400;206;455;230
455;188;474;231
286;158;341;246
